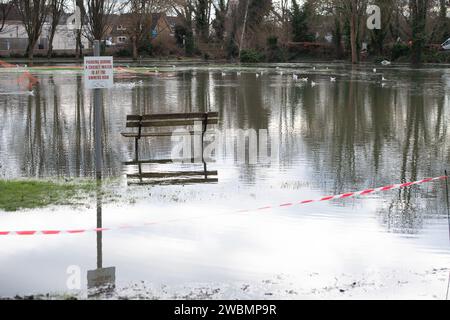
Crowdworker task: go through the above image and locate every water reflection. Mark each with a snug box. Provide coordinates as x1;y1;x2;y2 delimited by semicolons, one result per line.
0;64;449;234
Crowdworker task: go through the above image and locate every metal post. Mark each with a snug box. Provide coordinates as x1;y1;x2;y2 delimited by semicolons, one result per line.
93;40;103;180
96;179;102;270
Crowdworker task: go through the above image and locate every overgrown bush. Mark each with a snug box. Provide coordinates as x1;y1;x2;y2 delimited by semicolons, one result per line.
266;36;285;62
240;49;265;63
138;41;153;56
391;43;410;61
423;50;450;63
115;48;132;57
174;24;195;56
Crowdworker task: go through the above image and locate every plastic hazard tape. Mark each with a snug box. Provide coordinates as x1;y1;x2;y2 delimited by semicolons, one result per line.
0;175;447;237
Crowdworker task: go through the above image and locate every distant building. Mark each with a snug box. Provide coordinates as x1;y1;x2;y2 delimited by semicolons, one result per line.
0;4;89;53
108;13;176;46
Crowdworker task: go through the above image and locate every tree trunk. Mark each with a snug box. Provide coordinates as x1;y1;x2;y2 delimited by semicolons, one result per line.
238;0;250;60
350;3;358;64
132;39;138;61
410;0;427;65
76;31;83;59
334;16;343;59
27;38;36;61
47;32;56;59
76;35;80;59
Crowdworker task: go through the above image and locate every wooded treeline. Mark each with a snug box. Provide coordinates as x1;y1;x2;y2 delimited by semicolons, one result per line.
0;0;449;63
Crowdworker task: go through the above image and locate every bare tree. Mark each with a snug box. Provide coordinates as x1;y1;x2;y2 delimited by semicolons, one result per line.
124;0;171;60
369;0;395;56
75;0;85;59
172;0;195;54
47;0;66;58
13;0;49;60
84;0;119;42
0;0;13;33
211;0;230;44
340;0;367;63
409;0;430;64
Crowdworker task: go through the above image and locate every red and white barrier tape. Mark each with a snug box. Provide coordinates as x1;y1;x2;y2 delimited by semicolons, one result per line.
0;175;447;237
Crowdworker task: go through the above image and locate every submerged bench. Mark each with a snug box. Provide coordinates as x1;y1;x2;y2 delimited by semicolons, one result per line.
121;112;219;162
126;166;219;186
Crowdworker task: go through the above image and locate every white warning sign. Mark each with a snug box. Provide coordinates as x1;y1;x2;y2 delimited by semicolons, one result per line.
84;56;114;89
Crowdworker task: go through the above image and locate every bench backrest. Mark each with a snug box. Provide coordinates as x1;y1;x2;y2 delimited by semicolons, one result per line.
126;112;219;129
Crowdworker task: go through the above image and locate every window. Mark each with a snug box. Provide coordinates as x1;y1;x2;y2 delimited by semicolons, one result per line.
117;25;126;31
118;36;127;43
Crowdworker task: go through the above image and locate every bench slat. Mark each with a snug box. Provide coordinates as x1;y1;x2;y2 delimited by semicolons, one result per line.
123;158;203;165
128;178;219;186
121;131;206;138
127;112;218;121
127;171;218;178
126;118;218;128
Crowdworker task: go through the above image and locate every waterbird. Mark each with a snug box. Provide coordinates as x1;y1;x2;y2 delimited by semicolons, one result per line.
311;81;317;87
237;71;241;76
221;72;226;77
300;77;308;82
293;74;298;81
382;75;387;81
381;60;391;66
330;77;336;82
373;68;377;73
256;73;260;78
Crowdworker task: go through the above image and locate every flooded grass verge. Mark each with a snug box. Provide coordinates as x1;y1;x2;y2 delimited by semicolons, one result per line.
0;179;97;212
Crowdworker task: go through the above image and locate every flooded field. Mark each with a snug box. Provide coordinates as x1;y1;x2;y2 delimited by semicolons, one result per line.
0;62;450;299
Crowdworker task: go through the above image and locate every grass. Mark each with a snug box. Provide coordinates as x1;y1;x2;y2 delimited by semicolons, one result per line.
0;179;96;212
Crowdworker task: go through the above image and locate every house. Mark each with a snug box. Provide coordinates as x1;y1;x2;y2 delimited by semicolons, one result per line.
0;4;29;51
107;13;176;46
0;3;88;53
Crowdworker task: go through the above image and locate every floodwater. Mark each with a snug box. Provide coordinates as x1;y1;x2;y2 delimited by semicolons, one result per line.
0;62;450;299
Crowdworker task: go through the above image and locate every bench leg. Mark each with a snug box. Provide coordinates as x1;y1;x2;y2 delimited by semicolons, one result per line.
134;138;139;162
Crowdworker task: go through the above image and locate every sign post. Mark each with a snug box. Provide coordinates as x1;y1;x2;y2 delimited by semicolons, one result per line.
84;40;114;179
84;43;116;296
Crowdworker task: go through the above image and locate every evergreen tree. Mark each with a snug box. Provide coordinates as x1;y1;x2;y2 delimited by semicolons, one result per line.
291;0;314;42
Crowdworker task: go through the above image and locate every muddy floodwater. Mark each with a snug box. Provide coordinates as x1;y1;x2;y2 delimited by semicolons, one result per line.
0;62;450;299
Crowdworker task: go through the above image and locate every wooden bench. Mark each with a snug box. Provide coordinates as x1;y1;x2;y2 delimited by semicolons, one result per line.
121;112;219;162
126;166;219;186
121;111;219;186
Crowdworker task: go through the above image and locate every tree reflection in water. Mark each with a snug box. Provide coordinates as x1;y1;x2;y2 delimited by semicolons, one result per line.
0;65;449;235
